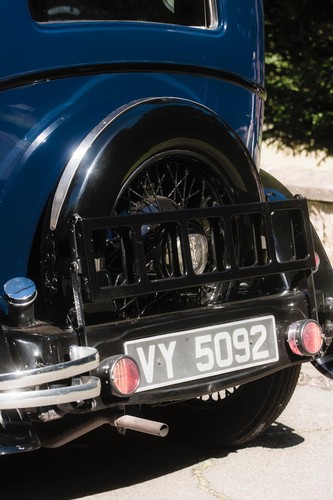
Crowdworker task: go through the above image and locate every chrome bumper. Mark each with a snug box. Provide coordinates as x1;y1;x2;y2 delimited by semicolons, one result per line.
0;345;100;410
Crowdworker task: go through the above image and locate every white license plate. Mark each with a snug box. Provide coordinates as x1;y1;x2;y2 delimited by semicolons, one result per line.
124;315;278;392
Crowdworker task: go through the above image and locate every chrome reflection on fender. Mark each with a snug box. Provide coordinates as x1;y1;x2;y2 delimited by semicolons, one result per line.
0;345;100;410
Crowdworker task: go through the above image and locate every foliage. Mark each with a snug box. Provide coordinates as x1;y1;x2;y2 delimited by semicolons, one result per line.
263;0;333;157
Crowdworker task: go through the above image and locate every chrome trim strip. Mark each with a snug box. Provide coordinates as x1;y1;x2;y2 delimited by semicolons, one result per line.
209;0;219;29
0;376;101;410
0;63;266;98
0;346;99;390
36;0;218;29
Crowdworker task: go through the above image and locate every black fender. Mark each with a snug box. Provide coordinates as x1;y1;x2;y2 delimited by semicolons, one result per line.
260;169;333;297
49;97;264;236
260;169;333;378
41;97;266;322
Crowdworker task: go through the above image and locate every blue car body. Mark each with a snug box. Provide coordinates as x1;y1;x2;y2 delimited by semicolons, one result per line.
0;0;332;455
0;0;264;284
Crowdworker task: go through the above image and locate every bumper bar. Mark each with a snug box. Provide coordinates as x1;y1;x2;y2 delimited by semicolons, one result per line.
0;345;101;410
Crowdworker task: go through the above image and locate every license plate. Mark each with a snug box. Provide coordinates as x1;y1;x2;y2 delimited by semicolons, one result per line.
124;315;278;392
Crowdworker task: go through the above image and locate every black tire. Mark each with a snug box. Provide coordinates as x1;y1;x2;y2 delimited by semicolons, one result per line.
144;364;301;448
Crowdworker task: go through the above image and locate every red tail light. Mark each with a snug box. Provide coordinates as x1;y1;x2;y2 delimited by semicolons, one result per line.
287;319;323;356
97;355;141;397
111;356;140;396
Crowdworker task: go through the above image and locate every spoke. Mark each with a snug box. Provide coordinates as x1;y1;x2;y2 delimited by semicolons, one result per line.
183;176;197;206
200;180;214;207
183;187;201;205
127;186;144;203
144;172;159;205
166;163;186;203
181;169;189;208
155;167;168;196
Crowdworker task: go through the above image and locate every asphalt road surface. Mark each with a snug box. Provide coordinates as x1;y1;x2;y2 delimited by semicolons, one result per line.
1;362;332;500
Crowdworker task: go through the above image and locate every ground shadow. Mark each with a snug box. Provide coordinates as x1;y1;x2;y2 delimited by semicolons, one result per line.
0;419;304;500
247;421;305;449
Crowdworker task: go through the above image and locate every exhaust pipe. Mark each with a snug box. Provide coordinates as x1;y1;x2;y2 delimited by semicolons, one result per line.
111;414;169;437
41;414;169;448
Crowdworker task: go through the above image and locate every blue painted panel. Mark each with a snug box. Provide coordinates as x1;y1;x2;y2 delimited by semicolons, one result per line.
0;0;264;295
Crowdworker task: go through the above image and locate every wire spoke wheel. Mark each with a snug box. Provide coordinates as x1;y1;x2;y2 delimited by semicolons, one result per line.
102;150;236;319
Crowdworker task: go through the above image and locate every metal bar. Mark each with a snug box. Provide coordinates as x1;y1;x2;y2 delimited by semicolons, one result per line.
76;199;316;302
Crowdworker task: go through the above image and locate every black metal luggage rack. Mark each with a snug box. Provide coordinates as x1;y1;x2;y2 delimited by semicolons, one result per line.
70;198;316;303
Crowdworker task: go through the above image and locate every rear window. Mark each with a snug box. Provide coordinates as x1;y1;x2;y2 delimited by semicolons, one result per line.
29;0;218;28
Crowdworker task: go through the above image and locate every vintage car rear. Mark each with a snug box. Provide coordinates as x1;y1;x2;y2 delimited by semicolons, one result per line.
0;0;332;454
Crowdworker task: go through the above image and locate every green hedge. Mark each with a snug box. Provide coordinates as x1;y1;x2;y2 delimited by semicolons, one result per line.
263;0;333;158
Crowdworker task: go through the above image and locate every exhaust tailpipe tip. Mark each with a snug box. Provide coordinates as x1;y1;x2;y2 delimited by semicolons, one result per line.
112;414;169;438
